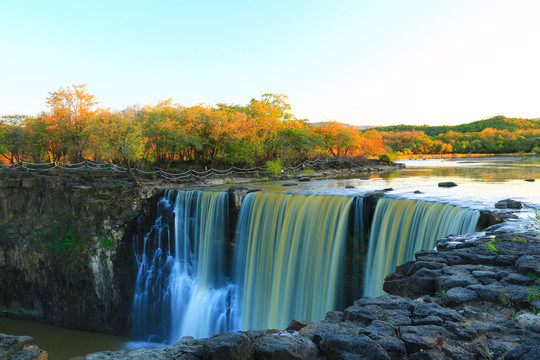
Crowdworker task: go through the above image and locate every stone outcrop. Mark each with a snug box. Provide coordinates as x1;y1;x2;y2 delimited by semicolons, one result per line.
495;198;523;209
77;231;540;359
0;333;47;360
0;171;159;335
438;181;458;187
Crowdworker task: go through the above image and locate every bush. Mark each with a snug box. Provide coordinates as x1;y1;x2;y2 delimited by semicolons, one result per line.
378;153;397;163
265;160;282;176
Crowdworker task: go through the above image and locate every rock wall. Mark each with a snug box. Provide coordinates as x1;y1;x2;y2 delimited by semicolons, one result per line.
0;171;158;335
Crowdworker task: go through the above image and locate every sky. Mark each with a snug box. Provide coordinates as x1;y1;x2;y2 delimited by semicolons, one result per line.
0;0;539;126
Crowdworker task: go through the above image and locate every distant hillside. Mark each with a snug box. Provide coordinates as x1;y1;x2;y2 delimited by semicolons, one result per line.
374;116;540;135
311;122;377;130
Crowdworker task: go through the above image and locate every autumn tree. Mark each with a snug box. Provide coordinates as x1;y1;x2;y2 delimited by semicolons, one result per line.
45;84;97;162
314;121;361;157
87;108;144;185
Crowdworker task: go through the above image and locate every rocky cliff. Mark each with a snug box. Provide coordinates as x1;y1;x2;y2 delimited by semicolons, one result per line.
0;171;158;334
74;230;540;360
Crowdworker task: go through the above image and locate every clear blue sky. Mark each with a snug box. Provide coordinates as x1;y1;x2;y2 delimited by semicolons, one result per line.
1;0;538;126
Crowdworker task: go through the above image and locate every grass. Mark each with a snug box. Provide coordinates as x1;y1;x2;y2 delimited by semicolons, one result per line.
526;287;539;303
300;169;315;175
512;237;527;243
481;238;501;252
436;289;446;298
499;294;514;307
530;208;540;230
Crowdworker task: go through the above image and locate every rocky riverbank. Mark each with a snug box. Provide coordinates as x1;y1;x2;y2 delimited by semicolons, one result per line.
21;229;531;360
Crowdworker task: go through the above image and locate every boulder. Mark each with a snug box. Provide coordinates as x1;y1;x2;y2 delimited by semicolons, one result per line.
248;331;319;360
438;182;458;188
228;185;262;210
495;198;522;209
525;179;535;182
0;334;47;360
202;332;254;360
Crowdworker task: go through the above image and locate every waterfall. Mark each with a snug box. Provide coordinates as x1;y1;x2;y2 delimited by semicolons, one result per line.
233;192;354;331
363;197;480;297
131;189;482;342
131;190;237;344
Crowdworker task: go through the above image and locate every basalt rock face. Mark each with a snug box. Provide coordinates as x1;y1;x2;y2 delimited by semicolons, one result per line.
0;333;48;360
0;172;158;335
82;230;540;360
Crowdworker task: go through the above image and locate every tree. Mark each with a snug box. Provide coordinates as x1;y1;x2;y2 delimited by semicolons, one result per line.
45;84;97;162
87;109;144;185
313;121;360;157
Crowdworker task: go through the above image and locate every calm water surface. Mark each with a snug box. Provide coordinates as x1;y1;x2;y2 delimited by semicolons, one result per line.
2;156;538;359
0;316;128;359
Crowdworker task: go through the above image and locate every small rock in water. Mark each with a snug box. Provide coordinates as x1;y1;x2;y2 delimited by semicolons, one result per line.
438;182;458;188
298;177;310;182
414;190;423;194
345;185;355;189
495;198;522;209
382;188;393;192
282;183;298;187
524;179;535;182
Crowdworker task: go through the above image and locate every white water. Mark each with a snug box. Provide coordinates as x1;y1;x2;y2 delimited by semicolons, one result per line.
131;190;237;344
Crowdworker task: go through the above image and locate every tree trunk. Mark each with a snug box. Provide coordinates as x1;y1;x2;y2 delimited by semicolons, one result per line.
125;159;142;187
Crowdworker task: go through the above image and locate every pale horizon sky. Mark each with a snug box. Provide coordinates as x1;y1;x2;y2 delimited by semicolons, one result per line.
1;0;539;126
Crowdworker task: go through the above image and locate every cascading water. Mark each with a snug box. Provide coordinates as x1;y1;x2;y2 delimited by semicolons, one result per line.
131;190;237;344
233;192;354;331
363;197;480;297
131;189;483;342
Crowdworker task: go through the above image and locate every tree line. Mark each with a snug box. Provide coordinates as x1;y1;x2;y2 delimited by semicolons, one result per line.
1;85;538;171
0;85;386;171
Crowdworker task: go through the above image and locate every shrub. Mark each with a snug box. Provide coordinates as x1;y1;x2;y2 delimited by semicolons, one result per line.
378;153;397;163
265;160;282;176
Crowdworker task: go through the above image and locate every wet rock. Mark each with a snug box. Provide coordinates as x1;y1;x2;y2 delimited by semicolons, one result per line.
285;320;309;332
358;320;397;340
202;332;254;360
399;325;447;353
412;303;463;323
297;177;310;182
345;185;355;189
495;198;522;209
412;315;444;326
442;287;479;306
438;182;457;187
524;179;535;182
382;188;393;192
364;190;386;200
228;185;261;210
516;312;540;328
0;334;47;360
506;344;540;360
282;183;298;187
413;190;423;194
514;255;540;277
249;331;319;360
324;311;343;323
343;304;384;323
319;333;391;360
